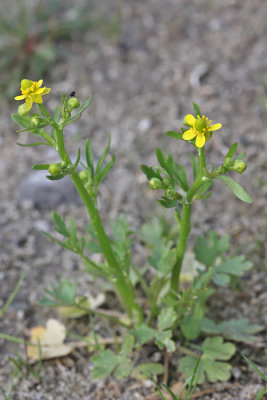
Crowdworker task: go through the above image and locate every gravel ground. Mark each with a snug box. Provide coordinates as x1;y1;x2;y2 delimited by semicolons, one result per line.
0;0;266;398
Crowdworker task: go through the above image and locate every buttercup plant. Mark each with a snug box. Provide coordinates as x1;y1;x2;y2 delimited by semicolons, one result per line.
12;79;262;383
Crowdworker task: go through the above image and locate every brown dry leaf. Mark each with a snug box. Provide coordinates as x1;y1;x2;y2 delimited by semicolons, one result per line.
27;319;73;361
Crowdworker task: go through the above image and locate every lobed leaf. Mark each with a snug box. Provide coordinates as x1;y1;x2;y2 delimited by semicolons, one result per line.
201;318;263;344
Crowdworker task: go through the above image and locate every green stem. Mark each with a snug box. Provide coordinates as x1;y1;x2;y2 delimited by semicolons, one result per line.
170;201;192;293
71;170;143;323
170;147;208;293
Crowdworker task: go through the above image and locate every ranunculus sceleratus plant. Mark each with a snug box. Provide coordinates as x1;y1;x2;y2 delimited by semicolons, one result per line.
12;79;261;384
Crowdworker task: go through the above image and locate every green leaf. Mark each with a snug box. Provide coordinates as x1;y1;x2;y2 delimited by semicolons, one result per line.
96;155;115;184
131;363;164;379
17;141;49;147
32;164;50;170
96;135;111;175
179;336;236;384
140;164;161;181
213;256;253;286
91;350;118;379
217;176;252;203
11;113;31;128
202;336;236;360
225;143;238;159
121;334;134;357
157;307;176;331
181;313;202;340
39;278;76;307
155;331;176;352
54;105;61;123
201;318;263;344
193;231;229;267
243;355;267;383
85;138;94;173
131;324;155;346
52;211;70;237
190;154;199;180
193;102;202;117
166;131;183;140
158;196;178;209
115;358;132;379
155;149;169;174
176;164;189;191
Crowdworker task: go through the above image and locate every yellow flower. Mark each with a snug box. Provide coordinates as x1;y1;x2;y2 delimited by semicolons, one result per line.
182;114;222;148
15;79;51;112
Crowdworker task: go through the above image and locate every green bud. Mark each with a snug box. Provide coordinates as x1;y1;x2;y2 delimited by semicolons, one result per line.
64;111;71;119
165;188;177;198
48;163;62;177
17;104;28;116
68;97;80;110
229;159;247;174
79;170;88;181
163;178;171;188
223;157;233;168
149;178;163;190
61;161;67;169
31;116;41;127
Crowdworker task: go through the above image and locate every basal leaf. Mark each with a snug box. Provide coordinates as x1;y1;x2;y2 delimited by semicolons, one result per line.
201;318;263;344
91;349;118;379
213;256;252;286
193;232;229;267
131;363;164;379
202;359;232;383
202;336;236;361
157;307;176;331
131;324;155;346
179;336;236;384
115;358;131;379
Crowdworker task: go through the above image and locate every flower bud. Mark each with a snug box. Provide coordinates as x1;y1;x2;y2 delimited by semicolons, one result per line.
68;97;80;110
223;157;233;168
149;178;163;190
31;116;41;127
79;170;88;181
61;161;67;169
165;188;177;198
17;104;28;116
48;163;62;177
163;178;171;188
229;159;247;174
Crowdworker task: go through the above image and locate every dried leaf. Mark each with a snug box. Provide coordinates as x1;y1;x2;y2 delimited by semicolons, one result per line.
27;319;73;361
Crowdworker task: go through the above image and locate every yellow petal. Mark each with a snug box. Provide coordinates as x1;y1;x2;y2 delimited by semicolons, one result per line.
25;97;33;111
43;87;51;94
183;129;197;140
32;95;43;104
195;133;206;148
14;94;26;100
37;79;43;87
185;114;196;126
210;123;222;131
34;87;46;94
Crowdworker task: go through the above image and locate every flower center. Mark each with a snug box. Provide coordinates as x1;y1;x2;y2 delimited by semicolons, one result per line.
194;117;207;133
